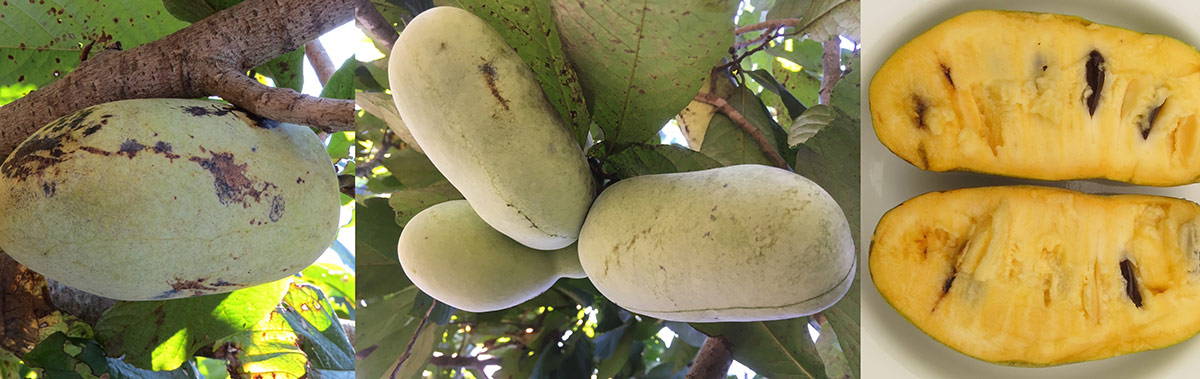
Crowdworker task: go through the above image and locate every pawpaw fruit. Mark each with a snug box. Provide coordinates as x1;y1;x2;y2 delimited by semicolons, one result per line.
398;200;585;313
578;165;855;322
388;6;595;250
871;186;1200;365
871;10;1200;186
0;99;339;300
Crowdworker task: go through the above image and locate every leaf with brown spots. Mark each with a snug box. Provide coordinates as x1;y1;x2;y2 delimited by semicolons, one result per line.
93;279;289;370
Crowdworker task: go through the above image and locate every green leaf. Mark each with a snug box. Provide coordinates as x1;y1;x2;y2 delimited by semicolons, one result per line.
693;319;827;378
552;0;737;145
382;148;446;189
601;144;723;180
355;197;409;304
278;283;356;372
23;332;110;378
699;86;790;167
819;277;860;378
94;279;291;371
1;1;188;89
388;182;463;226
162;0;219;23
438;0;592;146
745;69;806;119
254;47;305;91
356;285;436;379
767;0;859;42
299;262;357;318
788;104;835;147
320;57;358;100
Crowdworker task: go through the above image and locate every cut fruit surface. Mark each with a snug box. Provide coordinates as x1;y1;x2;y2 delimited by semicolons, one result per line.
871;186;1200;366
870;10;1200;186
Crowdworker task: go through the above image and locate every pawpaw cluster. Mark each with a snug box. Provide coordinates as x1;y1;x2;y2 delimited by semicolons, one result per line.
0;99;340;300
390;7;856;320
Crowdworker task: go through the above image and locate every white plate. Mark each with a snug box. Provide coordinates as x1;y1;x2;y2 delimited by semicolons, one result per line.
860;0;1200;377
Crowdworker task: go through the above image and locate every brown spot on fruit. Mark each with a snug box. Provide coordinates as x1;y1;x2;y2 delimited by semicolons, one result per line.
268;195;285;222
913;95;928;129
41;182;54;197
180;104;234;117
153;141;181;160
188;151;277;207
479;61;510;111
1;136;63;180
117;139;145;158
941;63;954;87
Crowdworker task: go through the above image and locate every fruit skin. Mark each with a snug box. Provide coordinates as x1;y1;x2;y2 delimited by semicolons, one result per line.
398;200;586;313
0;99;339;300
578;164;855;322
870;10;1200;186
388;6;595;250
871;186;1200;366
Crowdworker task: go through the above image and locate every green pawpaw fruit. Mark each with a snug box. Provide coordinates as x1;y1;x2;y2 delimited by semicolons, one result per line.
398;200;585;313
871;186;1200;365
0;99;339;300
871;10;1200;185
388;6;595;250
578;164;855;322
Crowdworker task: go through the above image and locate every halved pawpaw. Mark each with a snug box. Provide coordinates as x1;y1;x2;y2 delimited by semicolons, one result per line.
871;186;1200;365
870;10;1200;186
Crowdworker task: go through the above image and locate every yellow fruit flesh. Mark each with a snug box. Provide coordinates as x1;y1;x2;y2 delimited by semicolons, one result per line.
871;186;1200;365
871;10;1200;185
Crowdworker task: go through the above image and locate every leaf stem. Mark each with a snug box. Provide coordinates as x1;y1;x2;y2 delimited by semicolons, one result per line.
693;93;789;169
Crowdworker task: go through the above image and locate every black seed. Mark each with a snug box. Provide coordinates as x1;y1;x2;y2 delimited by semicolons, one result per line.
1120;259;1143;308
1085;50;1105;116
1140;100;1166;139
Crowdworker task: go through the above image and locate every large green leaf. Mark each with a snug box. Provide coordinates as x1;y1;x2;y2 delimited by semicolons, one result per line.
94;279;291;370
693;319;827;378
355;197;409;304
767;0;860;42
552;0;736;145
437;0;592;146
1;1;188;88
320;57;358;100
819;276;860;378
601;144;723;180
356;285;437;379
278;283;356;373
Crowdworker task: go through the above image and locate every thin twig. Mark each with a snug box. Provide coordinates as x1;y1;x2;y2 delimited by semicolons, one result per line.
390;300;438;379
305;40;336;85
686;336;734;379
694;93;789;169
733;25;780;49
356;0;399;52
819;36;842;105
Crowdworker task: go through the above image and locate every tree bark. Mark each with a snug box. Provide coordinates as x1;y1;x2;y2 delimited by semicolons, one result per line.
686;336;734;379
0;0;356;158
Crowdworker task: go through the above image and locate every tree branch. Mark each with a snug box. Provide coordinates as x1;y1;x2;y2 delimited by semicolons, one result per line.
0;0;356;158
686;336;734;379
203;68;352;130
356;0;399;53
305;40;336;85
820;36;843;105
694;93;789;169
390;300;437;379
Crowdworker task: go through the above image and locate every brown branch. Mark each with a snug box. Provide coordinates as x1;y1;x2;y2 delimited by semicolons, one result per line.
686;336;734;379
305;40;336;85
694;93;789;169
390;300;437;379
820;36;842;105
356;0;399;52
0;0;355;158
203;68;353;131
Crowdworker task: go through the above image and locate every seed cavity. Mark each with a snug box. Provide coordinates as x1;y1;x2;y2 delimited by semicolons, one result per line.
1139;100;1167;139
913;95;928;129
1120;258;1143;308
1085;50;1105;116
942;272;957;295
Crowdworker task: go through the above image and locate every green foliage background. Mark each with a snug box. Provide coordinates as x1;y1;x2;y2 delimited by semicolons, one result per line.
357;0;860;378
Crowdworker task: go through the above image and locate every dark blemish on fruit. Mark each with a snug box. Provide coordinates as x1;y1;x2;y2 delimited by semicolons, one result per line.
942;272;956;295
296;177;304;184
41;182;55;197
1120;259;1143;308
1085;50;1105;116
79;146;111;156
181;104;234;117
117;139;145;158
479;62;510;111
1140;100;1167;139
236;109;280;129
188;151;277;207
913;95;928;129
268;195;285;222
153;141;180;160
81;124;102;136
941;63;954;87
1;137;63;180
